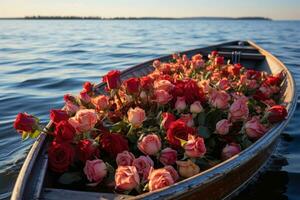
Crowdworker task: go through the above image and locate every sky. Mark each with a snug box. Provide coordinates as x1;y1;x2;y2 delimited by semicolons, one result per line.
1;0;299;20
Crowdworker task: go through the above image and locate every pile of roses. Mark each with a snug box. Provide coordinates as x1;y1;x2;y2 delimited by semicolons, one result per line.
13;51;288;194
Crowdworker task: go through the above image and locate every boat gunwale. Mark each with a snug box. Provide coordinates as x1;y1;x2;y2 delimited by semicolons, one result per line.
10;40;297;200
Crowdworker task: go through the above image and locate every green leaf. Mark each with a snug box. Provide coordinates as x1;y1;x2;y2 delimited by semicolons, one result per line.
58;172;82;185
110;121;128;133
198;126;211;139
197;112;206;126
205;109;226;131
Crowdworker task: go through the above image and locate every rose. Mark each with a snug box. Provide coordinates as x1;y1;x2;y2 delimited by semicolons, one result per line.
64;101;80;115
133;155;154;181
100;133;129;157
127;107;146;128
245;117;267;139
209;89;230;109
153;60;161;68
259;83;273;98
164;165;179;182
229;97;249;122
116;151;135;166
148;168;174;192
124;77;140;94
91;95;109;111
267;105;287;123
214;56;224;65
79;90;91;103
216;119;231;135
54;121;75;143
140;76;153;91
221;143;241;160
161;112;176;130
173;79;205;104
83;81;93;93
102;70;121;90
218;78;230;90
184;135;206;158
190;101;203;113
179;114;194;127
154;80;174;92
138;134;161;155
159;147;177;166
13;113;39;133
77;139;100;162
68;109;98;133
50;109;69;124
84;159;107;183
115;166;140;191
246;69;261;80
265;76;280;86
176;159;200;178
210;50;218;57
154;89;173;105
48;141;75;173
175;96;186;112
167;120;195;148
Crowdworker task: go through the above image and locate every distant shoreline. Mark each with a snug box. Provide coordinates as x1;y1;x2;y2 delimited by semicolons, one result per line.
0;16;272;20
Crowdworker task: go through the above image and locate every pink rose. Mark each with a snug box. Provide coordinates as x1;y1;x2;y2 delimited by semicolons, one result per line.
154;90;173;105
68;109;98;133
159;147;177;166
245;117;267;139
148;168;174;192
161;112;176;130
65;101;80;115
79;90;91;103
216;119;231;135
127;107;146;128
154;80;174;92
133;155;154;181
229;97;249;122
164;165;179;182
115;166;140;191
176;159;200;178
259;83;273;98
218;78;230;90
221;143;241;160
175;96;186;112
91;95;109;111
138;134;161;155
84;159;107;183
116;150;135;166
184;135;206;158
190;101;203;113
153;60;161;68
209;89;230;109
179;114;194;127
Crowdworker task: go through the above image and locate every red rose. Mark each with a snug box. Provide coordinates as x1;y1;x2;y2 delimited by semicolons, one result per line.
173;80;205;104
100;133;129;157
265;76;280;86
50;109;69;124
83;81;93;93
48;141;75;173
211;50;218;57
13;113;38;133
253;90;268;101
246;69;261;80
140;76;153;91
63;93;77;103
267;105;287;123
167;120;196;149
102;70;121;90
54;121;75;143
124;77;140;94
214;56;224;65
77;139;100;162
161;112;176;130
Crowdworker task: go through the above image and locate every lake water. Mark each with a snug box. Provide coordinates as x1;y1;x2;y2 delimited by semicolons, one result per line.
0;20;299;199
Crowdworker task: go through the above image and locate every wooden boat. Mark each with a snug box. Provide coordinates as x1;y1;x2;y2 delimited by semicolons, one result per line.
11;41;297;200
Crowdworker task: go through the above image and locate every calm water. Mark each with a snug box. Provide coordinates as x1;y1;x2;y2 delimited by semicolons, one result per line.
0;20;299;199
